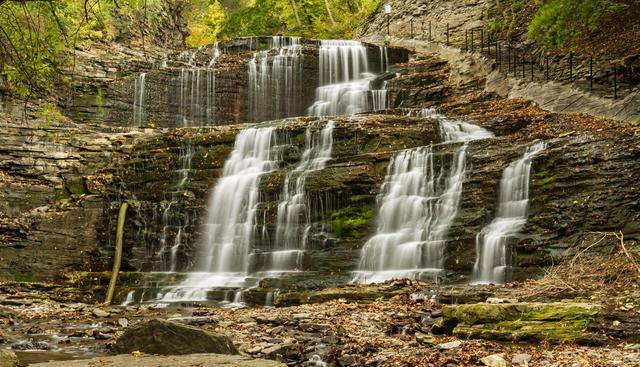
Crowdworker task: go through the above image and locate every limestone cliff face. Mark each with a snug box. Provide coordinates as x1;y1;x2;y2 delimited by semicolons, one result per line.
0;36;638;293
65;38;408;129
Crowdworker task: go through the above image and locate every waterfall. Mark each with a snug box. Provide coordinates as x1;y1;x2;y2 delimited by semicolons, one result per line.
248;37;303;123
175;43;220;126
133;72;146;126
472;141;546;284
157;127;280;302
157;144;194;272
307;40;388;117
266;120;335;272
353;111;493;283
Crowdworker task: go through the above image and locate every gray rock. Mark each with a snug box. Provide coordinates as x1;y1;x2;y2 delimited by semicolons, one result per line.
415;332;436;346
28;353;285;366
437;341;462;350
481;353;507;367
512;353;533;365
0;350;20;367
11;339;49;350
338;354;357;366
92;309;110;318
261;344;284;356
111;319;238;356
117;318;129;328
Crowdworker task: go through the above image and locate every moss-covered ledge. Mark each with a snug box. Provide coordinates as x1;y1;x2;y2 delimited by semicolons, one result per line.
441;302;601;344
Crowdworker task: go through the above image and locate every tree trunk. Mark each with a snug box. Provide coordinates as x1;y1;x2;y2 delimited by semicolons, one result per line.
290;0;301;26
323;0;335;26
105;202;128;305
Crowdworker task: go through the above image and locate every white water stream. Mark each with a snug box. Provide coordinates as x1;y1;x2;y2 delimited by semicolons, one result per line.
472;141;546;284
353;109;493;283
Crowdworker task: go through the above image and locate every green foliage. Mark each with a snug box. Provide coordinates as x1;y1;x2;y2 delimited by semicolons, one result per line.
331;202;374;238
38;102;65;128
528;0;629;49
0;0;164;99
184;0;383;46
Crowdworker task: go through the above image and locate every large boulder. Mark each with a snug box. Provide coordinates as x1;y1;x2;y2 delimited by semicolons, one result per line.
440;302;600;344
111;319;238;355
30;353;284;367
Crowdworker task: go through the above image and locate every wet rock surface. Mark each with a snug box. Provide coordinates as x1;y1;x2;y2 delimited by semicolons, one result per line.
30;353;284;367
111;318;238;356
1;281;639;366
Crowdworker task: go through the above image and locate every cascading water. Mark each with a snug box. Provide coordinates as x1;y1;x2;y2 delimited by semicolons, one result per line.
157;127;280;302
264;120;335;272
157;144;194;272
153;45;222;271
132;72;146;126
248;37;303;123
307;40;388;117
353;110;493;283
175;43;220;126
472;141;546;284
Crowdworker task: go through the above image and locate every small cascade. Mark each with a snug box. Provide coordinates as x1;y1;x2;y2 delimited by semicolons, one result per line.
353;111;493;283
307;40;388;117
472;141;546;284
248;37;303;122
157;127;280;302
265;120;335;272
157;144;194;271
175;43;220;126
132;72;146;126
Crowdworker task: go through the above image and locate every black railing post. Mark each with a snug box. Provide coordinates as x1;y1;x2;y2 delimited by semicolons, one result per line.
614;64;618;99
508;43;512;73
589;55;593;91
530;55;534;81
545;54;549;81
422;19;425;39
569;52;573;82
465;30;468;51
429;21;432;41
446;23;450;45
410;18;414;38
470;28;474;51
496;40;500;68
480;28;484;52
521;53;525;78
387;13;390;36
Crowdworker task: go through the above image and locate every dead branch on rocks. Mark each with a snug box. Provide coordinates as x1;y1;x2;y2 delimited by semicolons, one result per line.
507;231;639;301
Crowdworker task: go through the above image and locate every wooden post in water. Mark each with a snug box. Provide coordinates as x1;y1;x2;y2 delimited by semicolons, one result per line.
105;202;129;305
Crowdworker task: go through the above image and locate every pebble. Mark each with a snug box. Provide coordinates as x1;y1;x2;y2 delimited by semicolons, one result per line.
437;341;462;350
117;318;129;328
414;332;436;346
512;353;533;365
92;309;110;318
261;344;284;355
481;353;507;367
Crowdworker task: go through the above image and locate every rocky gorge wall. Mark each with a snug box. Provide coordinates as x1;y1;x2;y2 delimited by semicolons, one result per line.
65;37;408;129
0;37;638;306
